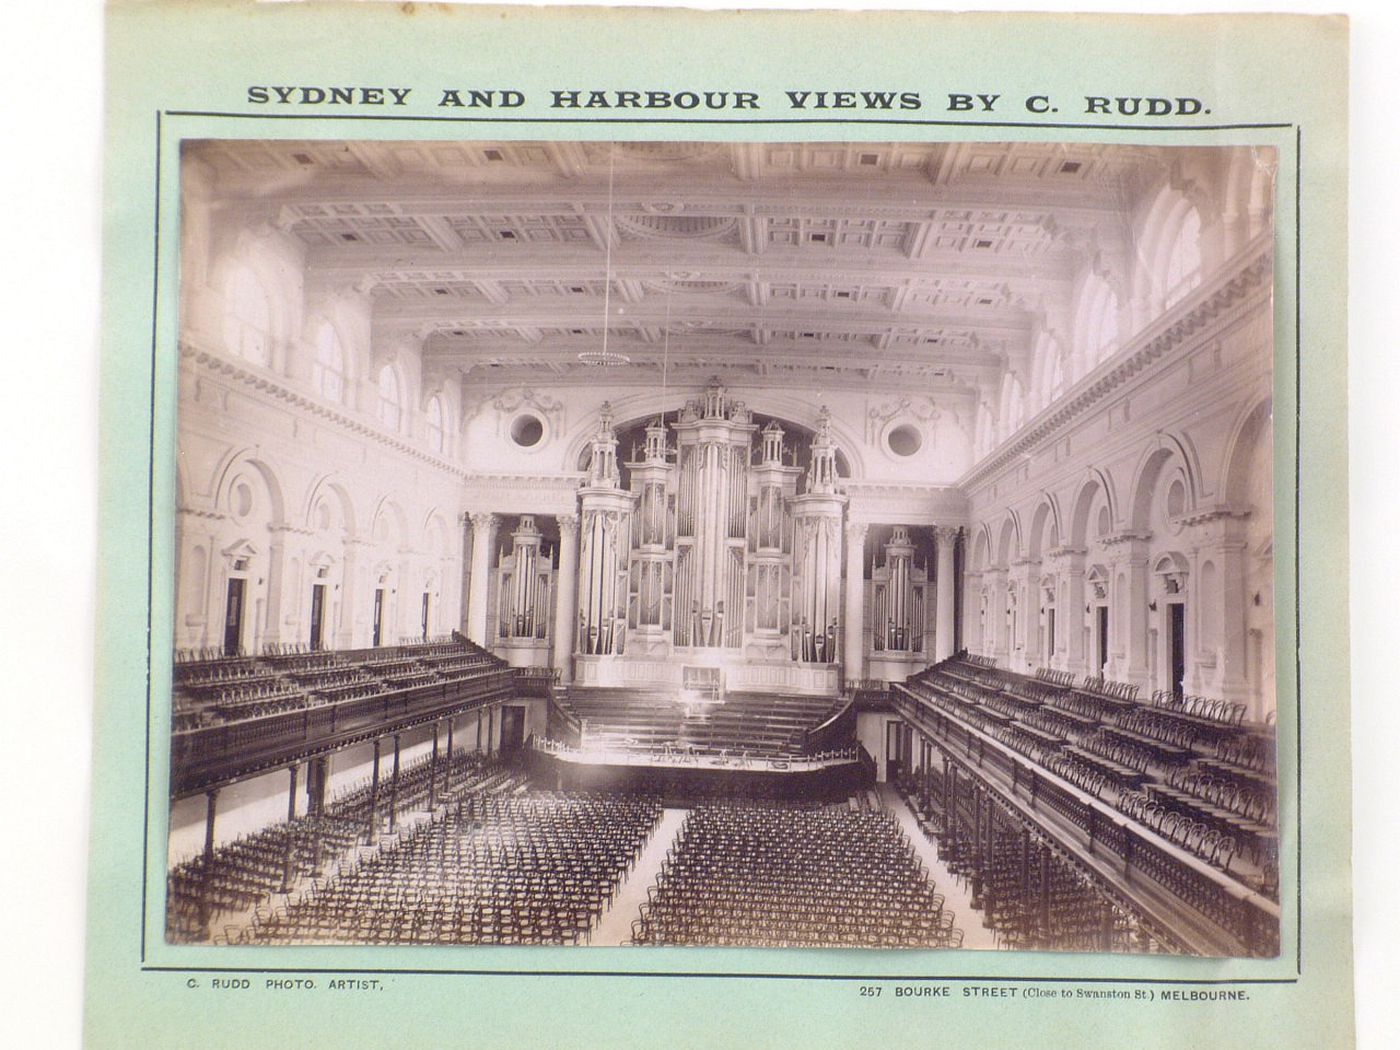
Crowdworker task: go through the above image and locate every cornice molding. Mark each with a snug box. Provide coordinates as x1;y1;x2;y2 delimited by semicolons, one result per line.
958;237;1273;493
180;339;468;479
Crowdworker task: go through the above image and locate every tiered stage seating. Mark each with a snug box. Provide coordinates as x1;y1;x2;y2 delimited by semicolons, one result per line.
243;791;662;945
906;658;1278;890
172;636;506;731
630;799;962;949
894;655;1280;957
566;686;842;757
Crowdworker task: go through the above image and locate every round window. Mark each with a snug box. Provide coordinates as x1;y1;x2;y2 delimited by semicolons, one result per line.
886;423;923;457
510;413;545;448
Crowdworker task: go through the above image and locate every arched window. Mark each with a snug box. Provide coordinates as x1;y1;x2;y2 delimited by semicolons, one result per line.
377;365;401;432
222;266;271;366
1073;271;1120;375
425;395;445;453
1163;206;1203;308
312;323;346;403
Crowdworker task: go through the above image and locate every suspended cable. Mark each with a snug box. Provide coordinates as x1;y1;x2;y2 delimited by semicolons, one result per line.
600;143;616;359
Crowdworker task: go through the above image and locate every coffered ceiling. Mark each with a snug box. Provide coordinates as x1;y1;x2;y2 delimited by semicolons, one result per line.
189;139;1175;396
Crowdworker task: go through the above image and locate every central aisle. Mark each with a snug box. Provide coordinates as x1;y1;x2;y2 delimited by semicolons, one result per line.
588;806;689;946
876;782;1001;951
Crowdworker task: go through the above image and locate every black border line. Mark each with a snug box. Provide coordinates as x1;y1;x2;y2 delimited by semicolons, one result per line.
162;110;1292;133
141;108;163;963
1294;124;1304;977
138;110;1305;986
142;965;1293;985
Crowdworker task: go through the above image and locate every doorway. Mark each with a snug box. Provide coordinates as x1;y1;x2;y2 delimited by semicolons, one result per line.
499;706;527;752
1096;605;1109;673
372;588;386;647
1169;602;1186;696
223;577;246;656
309;584;326;651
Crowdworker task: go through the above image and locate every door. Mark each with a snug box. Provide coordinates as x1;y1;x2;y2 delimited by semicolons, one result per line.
885;720;903;783
309;584;325;651
1170;602;1186;696
223;577;246;656
372;588;385;647
499;706;527;752
1096;605;1109;673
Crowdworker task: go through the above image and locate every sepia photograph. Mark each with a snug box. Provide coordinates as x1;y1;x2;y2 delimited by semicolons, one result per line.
165;137;1279;957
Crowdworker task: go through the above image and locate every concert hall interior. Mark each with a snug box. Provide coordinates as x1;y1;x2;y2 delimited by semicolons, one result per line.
166;139;1279;956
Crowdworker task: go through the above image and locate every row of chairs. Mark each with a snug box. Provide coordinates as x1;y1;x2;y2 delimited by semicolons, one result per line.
242;790;661;946
1151;689;1249;727
166;751;506;942
171;637;507;731
893;769;1174;955
1116;790;1239;871
630;801;964;950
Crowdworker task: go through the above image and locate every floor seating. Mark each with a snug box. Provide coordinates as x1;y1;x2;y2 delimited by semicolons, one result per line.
242;790;662;946
166;751;507;943
630;800;962;949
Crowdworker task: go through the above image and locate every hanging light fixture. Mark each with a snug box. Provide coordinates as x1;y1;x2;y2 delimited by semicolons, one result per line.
579;143;630;368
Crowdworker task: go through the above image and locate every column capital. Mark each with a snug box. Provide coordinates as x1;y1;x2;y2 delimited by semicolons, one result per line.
934;525;963;546
556;513;579;536
844;519;871;542
468;511;500;532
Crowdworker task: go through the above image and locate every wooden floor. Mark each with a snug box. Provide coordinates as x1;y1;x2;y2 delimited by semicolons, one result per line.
589;807;689;946
876;781;1000;951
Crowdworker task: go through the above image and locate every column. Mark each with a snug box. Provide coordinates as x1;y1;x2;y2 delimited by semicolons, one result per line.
388;733;401;834
367;738;381;843
280;764;298;891
428;721;441;810
264;528;290;648
962;569;983;657
984;568;1009;665
934;526;959;661
1213;534;1252;705
337;538;366;649
843;519;869;684
552;514;580;679
445;718;455;793
1183;546;1206;695
1063;549;1088;676
466;512;499;645
458;513;474;636
1123;542;1152;689
198;788;219;933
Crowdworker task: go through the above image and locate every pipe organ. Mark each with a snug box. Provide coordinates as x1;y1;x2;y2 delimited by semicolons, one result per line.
495;515;552;642
577;403;634;656
572;380;849;667
788;409;847;664
871;526;927;654
468;381;960;685
670;382;757;649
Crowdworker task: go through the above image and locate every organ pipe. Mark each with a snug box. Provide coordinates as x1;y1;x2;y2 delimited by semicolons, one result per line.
573;382;871;666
